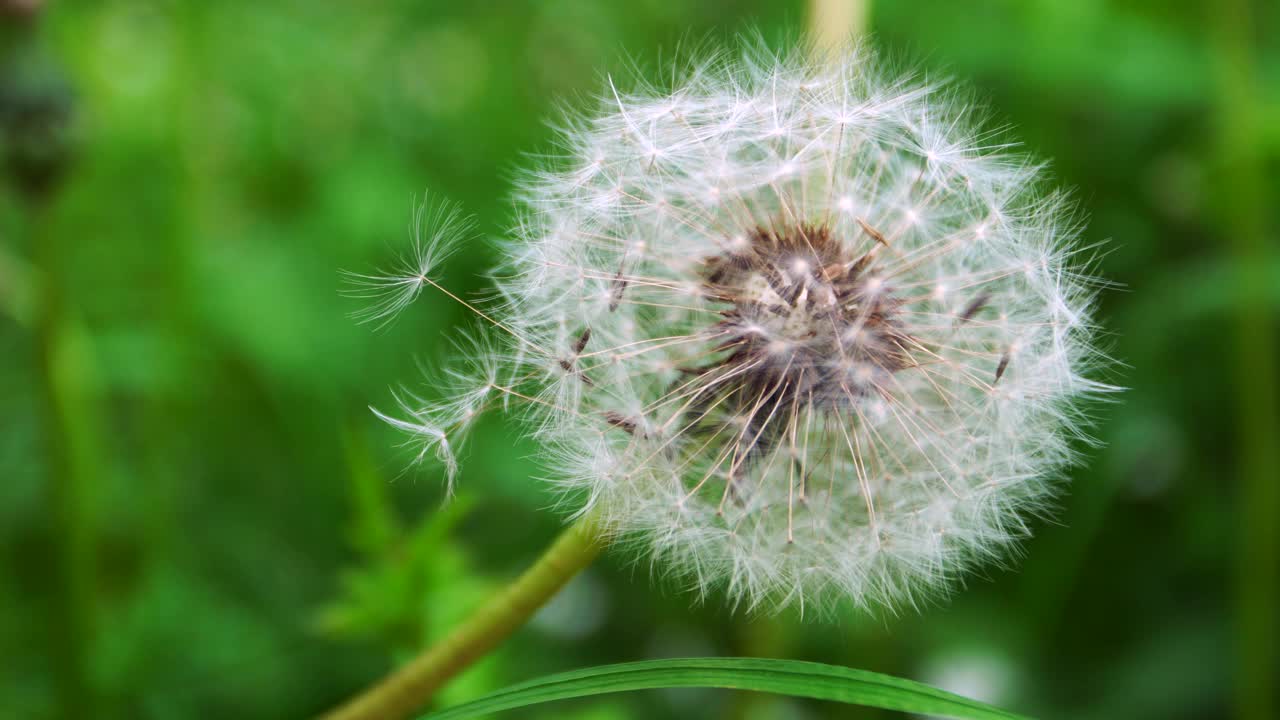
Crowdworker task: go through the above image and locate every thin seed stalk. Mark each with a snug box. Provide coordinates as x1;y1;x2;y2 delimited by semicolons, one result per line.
320;511;607;720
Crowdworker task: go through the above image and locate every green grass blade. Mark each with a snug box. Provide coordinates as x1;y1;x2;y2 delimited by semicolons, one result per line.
421;657;1032;720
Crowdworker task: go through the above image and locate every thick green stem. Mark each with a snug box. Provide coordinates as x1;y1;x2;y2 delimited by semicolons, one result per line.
321;512;606;720
1212;2;1279;719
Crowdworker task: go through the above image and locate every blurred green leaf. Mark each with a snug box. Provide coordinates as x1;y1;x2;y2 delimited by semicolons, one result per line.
421;657;1031;720
316;488;481;657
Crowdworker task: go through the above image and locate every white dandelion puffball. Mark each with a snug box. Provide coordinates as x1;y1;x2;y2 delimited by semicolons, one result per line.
369;45;1109;614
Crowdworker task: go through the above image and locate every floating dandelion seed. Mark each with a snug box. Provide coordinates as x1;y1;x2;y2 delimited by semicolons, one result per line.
368;330;505;494
343;201;471;328
361;44;1111;614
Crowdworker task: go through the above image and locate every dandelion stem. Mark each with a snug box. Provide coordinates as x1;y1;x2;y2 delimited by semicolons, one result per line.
1213;1;1280;719
808;0;871;54
320;511;607;720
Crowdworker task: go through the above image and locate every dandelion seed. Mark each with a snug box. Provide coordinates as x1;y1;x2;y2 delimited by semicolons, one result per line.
343;199;471;328
369;394;459;492
363;43;1113;614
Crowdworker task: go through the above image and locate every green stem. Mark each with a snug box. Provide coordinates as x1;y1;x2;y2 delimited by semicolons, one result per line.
808;0;871;55
320;511;607;720
1213;2;1279;719
32;204;99;720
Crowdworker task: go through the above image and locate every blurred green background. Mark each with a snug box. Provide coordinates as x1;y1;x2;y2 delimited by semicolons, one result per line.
2;1;1277;718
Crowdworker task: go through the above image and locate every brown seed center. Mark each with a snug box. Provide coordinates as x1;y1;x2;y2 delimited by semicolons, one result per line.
673;223;911;476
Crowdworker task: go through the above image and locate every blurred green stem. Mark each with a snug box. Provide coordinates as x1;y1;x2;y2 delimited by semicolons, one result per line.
320;511;606;720
1212;2;1279;719
808;0;870;54
31;201;99;719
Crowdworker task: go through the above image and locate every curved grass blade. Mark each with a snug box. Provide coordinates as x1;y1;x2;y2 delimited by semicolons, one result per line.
421;657;1032;720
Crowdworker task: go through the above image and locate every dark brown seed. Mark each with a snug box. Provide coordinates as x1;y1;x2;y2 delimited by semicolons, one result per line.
957;291;991;325
608;269;629;311
604;411;638;435
559;328;596;386
994;350;1011;383
557;360;595;386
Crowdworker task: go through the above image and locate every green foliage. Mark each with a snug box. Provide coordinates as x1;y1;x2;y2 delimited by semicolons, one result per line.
1;1;1276;719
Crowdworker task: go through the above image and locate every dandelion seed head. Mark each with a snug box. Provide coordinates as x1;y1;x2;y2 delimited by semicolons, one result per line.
367;43;1112;614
